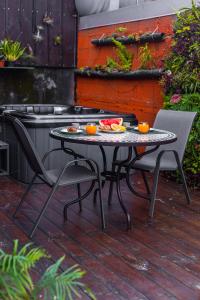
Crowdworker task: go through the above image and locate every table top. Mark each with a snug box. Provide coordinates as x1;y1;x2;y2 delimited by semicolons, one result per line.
50;127;177;147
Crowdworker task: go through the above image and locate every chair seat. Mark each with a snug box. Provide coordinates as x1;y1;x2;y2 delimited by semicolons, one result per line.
133;155;178;171
46;165;97;186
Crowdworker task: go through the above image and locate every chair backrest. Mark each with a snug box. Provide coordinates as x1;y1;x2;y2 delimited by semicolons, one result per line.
153;109;197;162
5;114;47;177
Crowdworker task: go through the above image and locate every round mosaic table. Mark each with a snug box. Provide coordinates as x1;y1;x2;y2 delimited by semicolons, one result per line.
50;127;177;229
50;127;177;147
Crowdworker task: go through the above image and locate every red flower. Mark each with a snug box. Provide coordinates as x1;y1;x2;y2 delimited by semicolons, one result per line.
170;94;182;104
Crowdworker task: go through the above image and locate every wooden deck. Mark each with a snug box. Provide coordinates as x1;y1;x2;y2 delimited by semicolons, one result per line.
0;174;200;300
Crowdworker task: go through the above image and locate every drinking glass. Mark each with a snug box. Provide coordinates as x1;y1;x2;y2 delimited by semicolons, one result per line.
138;122;150;133
86;123;97;135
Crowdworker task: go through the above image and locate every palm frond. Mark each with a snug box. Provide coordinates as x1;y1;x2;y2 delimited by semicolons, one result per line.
34;256;96;300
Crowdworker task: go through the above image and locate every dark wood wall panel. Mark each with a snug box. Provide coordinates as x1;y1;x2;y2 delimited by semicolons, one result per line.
6;0;21;39
0;0;76;67
34;0;48;66
0;0;6;40
62;0;76;67
48;0;62;67
20;0;34;50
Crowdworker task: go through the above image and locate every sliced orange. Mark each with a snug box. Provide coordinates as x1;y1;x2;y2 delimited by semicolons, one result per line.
111;124;126;132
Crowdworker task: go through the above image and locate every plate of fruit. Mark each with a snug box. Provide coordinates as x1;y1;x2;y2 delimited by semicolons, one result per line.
98;118;126;133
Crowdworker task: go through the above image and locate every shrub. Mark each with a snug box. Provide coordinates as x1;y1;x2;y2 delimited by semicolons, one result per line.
162;1;200;187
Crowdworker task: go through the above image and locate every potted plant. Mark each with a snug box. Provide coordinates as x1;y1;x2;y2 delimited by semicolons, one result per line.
0;55;5;67
0;38;26;66
0;240;95;300
0;45;5;67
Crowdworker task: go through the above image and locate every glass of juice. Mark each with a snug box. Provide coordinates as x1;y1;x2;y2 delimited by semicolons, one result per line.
138;122;150;134
86;123;97;135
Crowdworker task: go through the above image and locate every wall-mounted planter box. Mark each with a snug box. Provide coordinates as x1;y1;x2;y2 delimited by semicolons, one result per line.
91;32;165;46
75;69;163;79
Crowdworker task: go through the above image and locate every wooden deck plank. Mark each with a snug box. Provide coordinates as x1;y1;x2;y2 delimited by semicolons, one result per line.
0;176;200;300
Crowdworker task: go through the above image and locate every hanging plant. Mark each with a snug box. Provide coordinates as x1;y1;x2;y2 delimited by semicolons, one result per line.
54;35;62;46
33;25;44;43
43;13;54;26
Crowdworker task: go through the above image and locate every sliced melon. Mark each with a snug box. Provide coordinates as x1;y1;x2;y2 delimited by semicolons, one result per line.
99;118;123;127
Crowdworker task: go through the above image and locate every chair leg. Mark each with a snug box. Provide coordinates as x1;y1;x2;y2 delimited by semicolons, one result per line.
140;170;151;195
97;177;106;230
29;183;58;238
149;165;160;219
77;184;82;212
93;188;99;205
174;153;191;204
108;181;114;206
13;175;37;218
93;180;105;205
64;181;96;220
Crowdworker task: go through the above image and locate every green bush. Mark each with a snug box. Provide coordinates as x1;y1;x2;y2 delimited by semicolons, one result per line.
162;1;200;187
164;94;200;182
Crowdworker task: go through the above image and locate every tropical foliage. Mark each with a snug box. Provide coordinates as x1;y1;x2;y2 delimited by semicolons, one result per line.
162;0;200;187
0;240;95;300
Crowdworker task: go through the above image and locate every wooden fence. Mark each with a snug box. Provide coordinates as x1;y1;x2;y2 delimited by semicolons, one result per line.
0;0;76;67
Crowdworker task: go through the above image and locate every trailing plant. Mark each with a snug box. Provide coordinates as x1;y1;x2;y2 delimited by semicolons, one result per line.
115;27;128;34
112;38;133;71
0;39;26;62
92;39;133;73
139;43;155;69
0;240;95;300
106;57;119;72
162;0;200;187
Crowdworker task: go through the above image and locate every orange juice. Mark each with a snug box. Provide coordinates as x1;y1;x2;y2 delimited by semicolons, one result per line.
86;123;97;135
138;122;150;133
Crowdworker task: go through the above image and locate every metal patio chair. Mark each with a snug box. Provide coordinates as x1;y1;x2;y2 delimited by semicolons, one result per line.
127;109;197;219
5;114;105;238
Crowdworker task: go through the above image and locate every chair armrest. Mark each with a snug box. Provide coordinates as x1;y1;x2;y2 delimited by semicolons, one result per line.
154;149;180;171
55;158;100;184
156;149;179;161
42;147;78;163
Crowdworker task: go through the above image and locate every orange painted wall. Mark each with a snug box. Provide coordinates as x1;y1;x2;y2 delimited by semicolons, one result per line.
76;15;175;125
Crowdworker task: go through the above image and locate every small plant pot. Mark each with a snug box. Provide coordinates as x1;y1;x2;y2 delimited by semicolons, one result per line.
0;60;5;68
